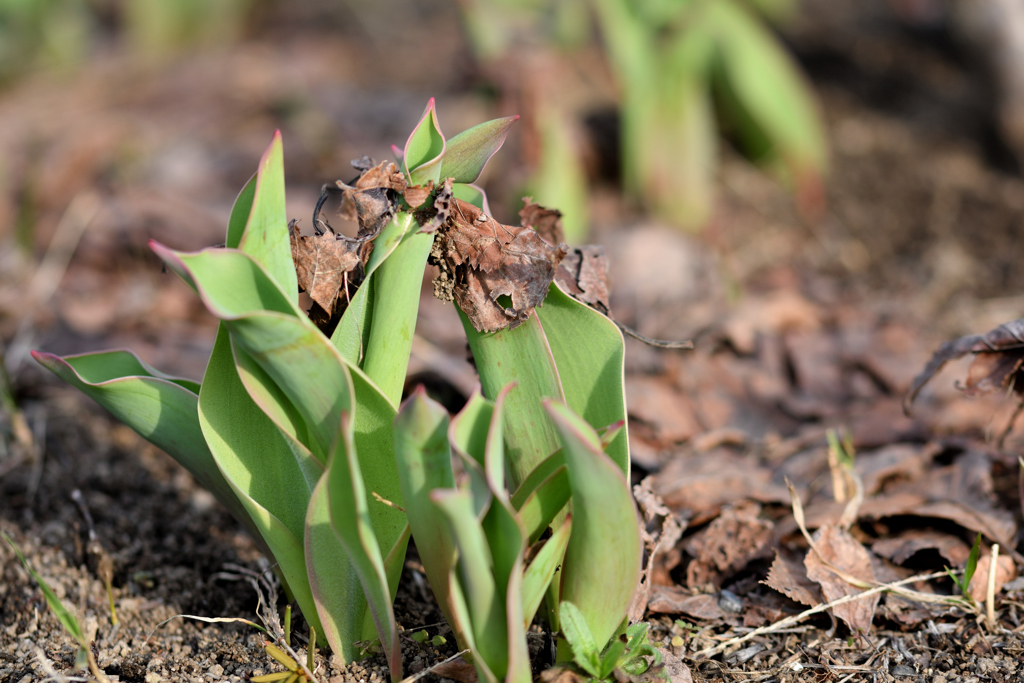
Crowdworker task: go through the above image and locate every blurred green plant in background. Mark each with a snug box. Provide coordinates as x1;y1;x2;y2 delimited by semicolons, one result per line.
460;0;828;232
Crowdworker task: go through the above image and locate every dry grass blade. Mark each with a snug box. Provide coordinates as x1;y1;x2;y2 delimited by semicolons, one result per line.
694;570;949;658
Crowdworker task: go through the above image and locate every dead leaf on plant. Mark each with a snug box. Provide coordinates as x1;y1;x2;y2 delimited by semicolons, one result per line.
905;317;1024;412
336;160;407;239
289;221;370;318
804;524;878;634
556;245;612;316
431;197;568;332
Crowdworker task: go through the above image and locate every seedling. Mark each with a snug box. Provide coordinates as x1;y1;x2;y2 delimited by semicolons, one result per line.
946;533;983;602
4;533;111;682
560;602;662;682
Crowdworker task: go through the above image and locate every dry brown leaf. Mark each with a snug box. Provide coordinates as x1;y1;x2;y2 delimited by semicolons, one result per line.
432;198;568;332
646;587;726;620
804;524;878;634
336;160;407;239
630;478;686;622
968;553;1017;602
289;221;370;317
555;245;612;316
658;649;695;683
763;548;820;607
684;503;773;587
905;317;1024;412
431;656;478;683
871;529;972;567
518;197;563;245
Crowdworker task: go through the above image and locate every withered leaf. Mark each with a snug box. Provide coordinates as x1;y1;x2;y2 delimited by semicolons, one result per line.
646;587;727;620
402;179;435;211
556;246;612;316
684;503;773;588
433;198;568;332
289;222;370;317
804;524;878;634
519;197;564;245
336;160;407;239
905;317;1024;413
763;548;820;607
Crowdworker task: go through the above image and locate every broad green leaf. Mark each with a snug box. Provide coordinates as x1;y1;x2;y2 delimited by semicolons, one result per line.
225;173;256;249
431;489;506;677
361;229;433;408
516;465;570;544
709;0;826;173
510;449;564;510
440;115;519;184
393;389;466;647
324;413;400;679
459;308;563;489
233;339;324;481
535;285;629;475
599;638;628;678
448;388;493;516
404;98;446;186
237;131;298;302
30;350;242;525
5;534;87;646
546;401;641;652
153;244;407;606
199;325;322;639
483;384;512;495
305;477;366;657
521;516;571;628
332;212;416;365
559;601;601;677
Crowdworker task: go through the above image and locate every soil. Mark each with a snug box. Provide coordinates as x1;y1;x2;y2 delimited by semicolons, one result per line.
4;1;1024;682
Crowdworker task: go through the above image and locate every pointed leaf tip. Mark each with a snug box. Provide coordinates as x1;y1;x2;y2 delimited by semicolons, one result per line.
404;100;446;186
441;115;520;184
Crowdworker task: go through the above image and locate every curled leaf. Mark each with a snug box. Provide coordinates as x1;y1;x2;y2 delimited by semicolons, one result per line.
289;222;371;319
440;115;519;184
905;317;1024;413
555;246;612;316
404;98;446;185
335;160;407;239
431;198;569;332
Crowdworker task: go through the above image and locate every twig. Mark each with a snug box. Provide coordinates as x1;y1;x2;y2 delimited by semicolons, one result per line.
987;544;1000;630
694;571;949;658
614;322;694;349
399;648;471;683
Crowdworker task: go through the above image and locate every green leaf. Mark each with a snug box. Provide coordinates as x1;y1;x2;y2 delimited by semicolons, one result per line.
305;476;368;658
237;131;298;303
535;285;629;475
440;115;519;184
404;98;446;186
521;517;571;627
360;229;433;408
448;388;494;516
559;601;601;678
225;173;256;249
199;325;323;638
393;389;467;647
154;244;408;648
332;212;416;366
451;183;490;213
431;489;506;677
599;637;628;678
324;412;401;679
526;105;589;243
510;449;565;511
515;465;570;544
30;350;243;527
5;534;87;647
709;0;826;173
459;308;564;489
545;401;641;652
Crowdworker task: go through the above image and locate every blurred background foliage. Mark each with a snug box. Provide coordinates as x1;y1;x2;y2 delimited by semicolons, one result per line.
0;0;826;240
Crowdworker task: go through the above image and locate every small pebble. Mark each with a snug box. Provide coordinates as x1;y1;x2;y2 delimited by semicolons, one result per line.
718;589;743;613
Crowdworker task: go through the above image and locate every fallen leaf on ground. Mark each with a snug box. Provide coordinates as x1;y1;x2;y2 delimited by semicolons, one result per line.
684;503;773;587
658;648;695;683
967;553;1017;602
871;529;972;568
804;524;879;634
431;197;568;332
763;548;820;607
646;587;727;620
905;317;1024;412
